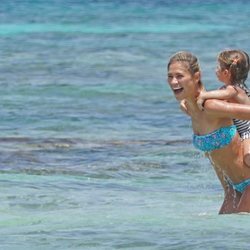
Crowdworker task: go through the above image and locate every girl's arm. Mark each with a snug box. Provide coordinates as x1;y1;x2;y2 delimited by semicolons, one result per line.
197;86;238;110
204;99;250;120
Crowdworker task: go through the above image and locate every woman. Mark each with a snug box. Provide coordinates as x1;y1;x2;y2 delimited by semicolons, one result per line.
167;51;250;214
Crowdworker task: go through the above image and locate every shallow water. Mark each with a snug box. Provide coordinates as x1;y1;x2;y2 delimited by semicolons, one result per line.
1;0;250;249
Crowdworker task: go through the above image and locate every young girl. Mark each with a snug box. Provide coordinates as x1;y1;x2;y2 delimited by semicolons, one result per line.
196;49;250;167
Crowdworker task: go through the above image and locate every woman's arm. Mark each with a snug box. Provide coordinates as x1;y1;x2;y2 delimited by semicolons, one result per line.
204;99;250;120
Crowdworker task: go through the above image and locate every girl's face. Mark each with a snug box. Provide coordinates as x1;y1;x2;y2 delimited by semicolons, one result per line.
215;62;230;85
167;62;200;101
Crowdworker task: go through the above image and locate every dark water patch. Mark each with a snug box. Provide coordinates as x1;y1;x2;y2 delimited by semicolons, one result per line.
0;136;192;148
0;136;194;178
0;136;76;146
0;155;203;188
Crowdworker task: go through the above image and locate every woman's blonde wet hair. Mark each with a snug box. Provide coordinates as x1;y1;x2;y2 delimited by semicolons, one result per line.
167;51;203;87
218;49;250;86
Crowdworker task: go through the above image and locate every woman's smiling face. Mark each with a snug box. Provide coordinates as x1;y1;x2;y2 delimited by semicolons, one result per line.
167;62;198;101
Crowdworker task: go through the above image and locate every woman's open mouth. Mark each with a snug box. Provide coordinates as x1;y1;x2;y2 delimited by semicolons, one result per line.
172;87;184;95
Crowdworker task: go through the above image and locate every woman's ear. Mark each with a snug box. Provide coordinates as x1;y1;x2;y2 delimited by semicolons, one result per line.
194;71;201;84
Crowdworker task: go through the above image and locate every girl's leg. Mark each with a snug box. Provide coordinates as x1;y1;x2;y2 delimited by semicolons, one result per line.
243;139;250;167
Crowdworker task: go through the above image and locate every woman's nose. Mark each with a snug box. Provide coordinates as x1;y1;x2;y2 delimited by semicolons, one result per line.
171;77;178;84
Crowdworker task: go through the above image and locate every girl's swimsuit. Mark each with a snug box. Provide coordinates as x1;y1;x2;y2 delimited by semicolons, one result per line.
231;83;250;192
233;83;250;139
193;124;250;193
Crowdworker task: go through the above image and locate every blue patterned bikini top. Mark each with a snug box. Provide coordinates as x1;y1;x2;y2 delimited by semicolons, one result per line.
193;125;237;152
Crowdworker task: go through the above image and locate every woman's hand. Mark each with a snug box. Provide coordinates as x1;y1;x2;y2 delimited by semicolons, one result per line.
180;99;189;115
197;92;206;111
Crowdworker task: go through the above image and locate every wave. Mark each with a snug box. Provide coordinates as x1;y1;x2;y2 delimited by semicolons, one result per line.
0;23;233;35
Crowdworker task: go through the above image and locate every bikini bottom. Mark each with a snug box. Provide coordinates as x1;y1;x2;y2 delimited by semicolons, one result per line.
227;178;250;193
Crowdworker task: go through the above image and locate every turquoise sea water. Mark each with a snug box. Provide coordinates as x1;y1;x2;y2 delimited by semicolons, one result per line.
1;0;250;249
